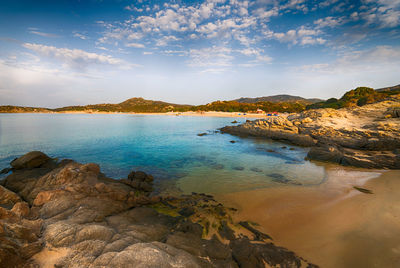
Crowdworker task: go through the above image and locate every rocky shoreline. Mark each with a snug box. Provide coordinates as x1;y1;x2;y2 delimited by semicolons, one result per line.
221;97;400;169
0;151;317;268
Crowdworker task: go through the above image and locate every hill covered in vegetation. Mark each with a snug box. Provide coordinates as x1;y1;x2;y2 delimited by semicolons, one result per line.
54;98;192;113
306;86;400;110
233;94;322;104
2;86;399;114
0;106;52;113
192;100;306;113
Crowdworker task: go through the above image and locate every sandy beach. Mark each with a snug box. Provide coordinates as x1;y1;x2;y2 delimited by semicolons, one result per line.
25;110;269;118
217;166;400;268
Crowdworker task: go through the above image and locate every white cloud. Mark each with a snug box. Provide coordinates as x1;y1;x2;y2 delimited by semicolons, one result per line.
188;46;233;68
22;43;128;70
125;42;145;48
155;35;180;46
265;26;326;46
29;31;60;38
314;16;345;28
298;45;400;73
359;0;400;28
73;32;88;40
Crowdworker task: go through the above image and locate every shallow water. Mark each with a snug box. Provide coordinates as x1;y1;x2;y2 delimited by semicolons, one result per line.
0;113;325;193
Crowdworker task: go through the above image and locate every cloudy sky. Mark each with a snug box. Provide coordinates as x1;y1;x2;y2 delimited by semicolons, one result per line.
0;0;399;107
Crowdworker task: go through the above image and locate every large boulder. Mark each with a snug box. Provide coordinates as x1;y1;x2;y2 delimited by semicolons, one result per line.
10;151;51;170
306;146;343;164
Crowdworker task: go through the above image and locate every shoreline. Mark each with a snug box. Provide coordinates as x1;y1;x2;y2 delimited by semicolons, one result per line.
216;167;400;268
0;111;269;118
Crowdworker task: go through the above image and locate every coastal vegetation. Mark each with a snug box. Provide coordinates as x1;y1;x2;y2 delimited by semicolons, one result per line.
306;86;400;110
1;85;399;114
191;100;306;113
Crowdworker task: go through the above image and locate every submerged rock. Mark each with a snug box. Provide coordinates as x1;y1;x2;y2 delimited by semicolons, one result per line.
0;151;318;268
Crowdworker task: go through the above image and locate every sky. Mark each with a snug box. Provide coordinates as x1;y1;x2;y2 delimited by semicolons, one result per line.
0;0;399;107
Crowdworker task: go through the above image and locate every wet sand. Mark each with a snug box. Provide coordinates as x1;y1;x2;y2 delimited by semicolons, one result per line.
217;167;400;268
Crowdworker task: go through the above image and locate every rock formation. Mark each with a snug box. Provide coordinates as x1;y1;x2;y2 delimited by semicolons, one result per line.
0;152;317;267
221;96;400;169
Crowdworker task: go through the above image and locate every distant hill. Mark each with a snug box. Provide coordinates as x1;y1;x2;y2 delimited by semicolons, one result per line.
0;105;52;113
306;86;400;110
233;94;323;104
193;100;306;113
2;85;399;114
54;97;192;113
376;84;400;92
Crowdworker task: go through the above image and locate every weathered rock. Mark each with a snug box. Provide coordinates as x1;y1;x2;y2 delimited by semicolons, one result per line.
0;152;318;267
222;99;400;169
10;151;51;170
306;146;343;164
306;146;400;169
0;185;22;209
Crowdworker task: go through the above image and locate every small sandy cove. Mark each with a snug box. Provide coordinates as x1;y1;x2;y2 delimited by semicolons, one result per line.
217;167;400;268
56;111;269;118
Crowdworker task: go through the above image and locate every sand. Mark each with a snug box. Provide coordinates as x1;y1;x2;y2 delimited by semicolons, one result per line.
217;167;400;268
14;111;269;118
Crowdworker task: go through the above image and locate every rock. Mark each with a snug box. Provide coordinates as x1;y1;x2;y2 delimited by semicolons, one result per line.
353;186;373;194
238;221;272;241
211;164;224;170
134;171;147;181
230;237;316;268
0;152;317;267
230;140;236;143
0;167;12;175
307;146;400;169
221;119;317;147
250;167;262;173
139;181;153;192
197;133;207;136
10;151;51;170
221;99;400;169
179;207;195;217
0;185;22;209
301;117;313;124
306;146;343;164
232;166;244;171
11;202;30;217
127;170;154;192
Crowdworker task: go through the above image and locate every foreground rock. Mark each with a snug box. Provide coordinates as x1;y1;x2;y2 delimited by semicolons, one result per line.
0;152;317;267
221;96;400;169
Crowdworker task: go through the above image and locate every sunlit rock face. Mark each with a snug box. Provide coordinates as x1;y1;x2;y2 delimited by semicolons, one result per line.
222;97;400;169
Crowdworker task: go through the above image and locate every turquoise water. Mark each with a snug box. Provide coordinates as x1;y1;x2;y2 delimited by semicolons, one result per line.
0;114;326;194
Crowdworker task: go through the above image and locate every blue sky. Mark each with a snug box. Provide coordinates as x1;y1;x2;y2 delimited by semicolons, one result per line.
0;0;399;107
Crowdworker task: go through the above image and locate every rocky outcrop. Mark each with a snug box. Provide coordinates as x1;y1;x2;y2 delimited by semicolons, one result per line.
221;97;400;169
306;145;400;169
221;117;317;147
0;151;317;268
